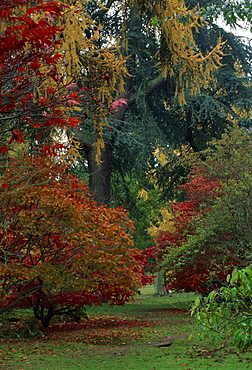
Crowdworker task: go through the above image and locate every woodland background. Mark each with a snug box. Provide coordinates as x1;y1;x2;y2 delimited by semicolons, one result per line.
0;0;251;352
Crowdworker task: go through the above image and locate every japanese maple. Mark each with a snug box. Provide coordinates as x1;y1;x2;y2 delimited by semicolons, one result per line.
154;128;252;293
0;154;149;327
0;0;82;151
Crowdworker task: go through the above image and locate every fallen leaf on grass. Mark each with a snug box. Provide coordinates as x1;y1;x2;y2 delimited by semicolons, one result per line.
38;316;152;346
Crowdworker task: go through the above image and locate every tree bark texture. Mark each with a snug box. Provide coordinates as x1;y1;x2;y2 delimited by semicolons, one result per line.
74;73;171;206
84;140;113;205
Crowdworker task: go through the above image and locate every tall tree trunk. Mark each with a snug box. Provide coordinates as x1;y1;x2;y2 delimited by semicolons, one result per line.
72;0;177;205
84;140;113;205
74;74;167;206
73;2;173;206
154;271;167;296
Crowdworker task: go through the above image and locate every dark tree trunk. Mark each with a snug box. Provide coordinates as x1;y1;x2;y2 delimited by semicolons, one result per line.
72;3;173;205
74;75;168;206
185;110;198;152
33;306;54;328
41;312;53;328
84;140;113;205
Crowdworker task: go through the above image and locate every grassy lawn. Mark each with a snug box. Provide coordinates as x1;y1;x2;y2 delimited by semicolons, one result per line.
0;285;251;370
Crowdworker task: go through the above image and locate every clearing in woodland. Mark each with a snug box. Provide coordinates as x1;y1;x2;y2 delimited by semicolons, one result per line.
0;285;251;370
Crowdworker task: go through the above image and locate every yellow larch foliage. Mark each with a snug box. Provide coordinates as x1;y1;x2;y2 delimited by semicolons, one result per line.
228;62;252;124
56;1;130;161
138;188;149;200
153;147;169;166
4;1;129;162
148;207;175;237
130;0;225;104
149;144;191;186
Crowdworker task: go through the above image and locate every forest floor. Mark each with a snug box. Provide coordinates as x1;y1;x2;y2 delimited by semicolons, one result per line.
1;286;251;370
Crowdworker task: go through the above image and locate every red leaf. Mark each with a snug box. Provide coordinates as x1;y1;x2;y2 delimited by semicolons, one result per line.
66;92;82;106
111;98;128;110
47;65;59;82
28;60;41;70
67;99;81;106
41;143;66;156
0;145;9;153
45;13;55;23
37;96;50;106
67;117;81;128
8;129;25;144
66;83;78;89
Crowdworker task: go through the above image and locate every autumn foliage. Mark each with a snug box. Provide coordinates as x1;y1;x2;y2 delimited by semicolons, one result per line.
0;1;153;328
0;0;83;153
0;154;150;327
155;170;223;293
154;128;252;293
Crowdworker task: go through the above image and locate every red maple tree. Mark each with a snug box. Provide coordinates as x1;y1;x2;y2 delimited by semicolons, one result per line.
0;154;151;327
0;0;82;152
154;165;241;294
0;1;153;327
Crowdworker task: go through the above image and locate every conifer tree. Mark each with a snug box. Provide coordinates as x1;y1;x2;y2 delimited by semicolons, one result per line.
63;0;226;204
68;0;252;205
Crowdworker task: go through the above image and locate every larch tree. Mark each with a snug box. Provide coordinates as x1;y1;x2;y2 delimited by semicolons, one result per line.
60;0;252;207
51;0;227;205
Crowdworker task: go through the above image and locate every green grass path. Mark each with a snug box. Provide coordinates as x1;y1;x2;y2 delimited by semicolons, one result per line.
1;285;251;369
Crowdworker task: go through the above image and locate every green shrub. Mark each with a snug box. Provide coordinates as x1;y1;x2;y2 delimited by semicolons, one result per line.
192;265;252;350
